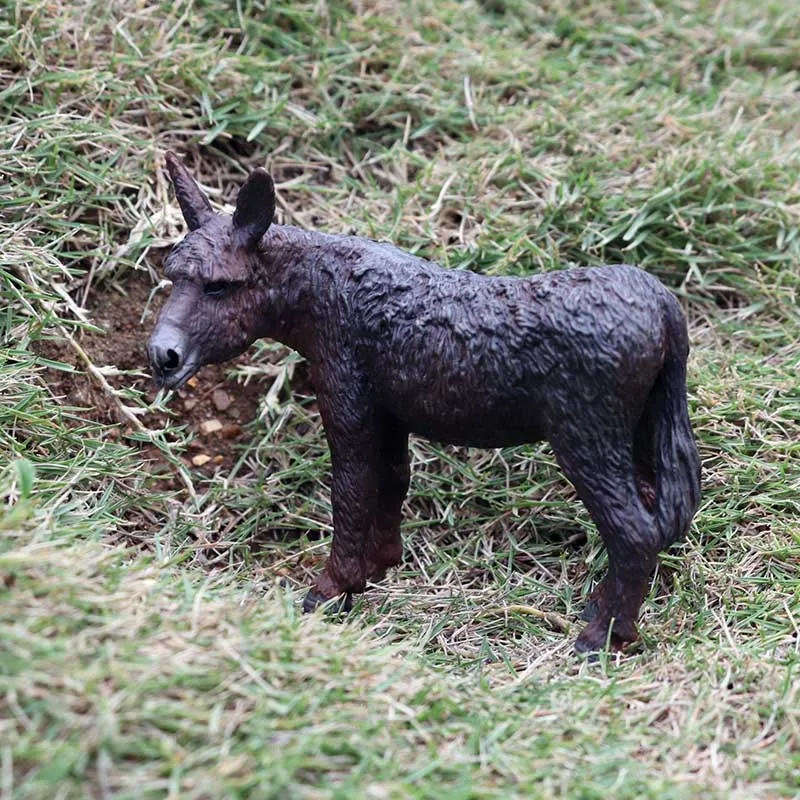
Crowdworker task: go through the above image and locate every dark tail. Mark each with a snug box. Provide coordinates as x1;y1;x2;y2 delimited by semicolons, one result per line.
648;302;701;550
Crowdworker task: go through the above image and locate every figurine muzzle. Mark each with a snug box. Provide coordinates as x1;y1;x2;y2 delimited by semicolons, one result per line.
148;323;195;389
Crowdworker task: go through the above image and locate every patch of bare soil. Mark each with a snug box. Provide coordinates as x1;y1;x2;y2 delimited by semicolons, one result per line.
37;271;279;475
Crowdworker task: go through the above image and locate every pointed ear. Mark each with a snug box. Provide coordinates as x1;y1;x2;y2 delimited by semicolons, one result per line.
232;168;275;248
164;151;214;231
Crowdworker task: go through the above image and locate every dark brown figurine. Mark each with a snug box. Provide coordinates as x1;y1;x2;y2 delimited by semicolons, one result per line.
148;152;701;653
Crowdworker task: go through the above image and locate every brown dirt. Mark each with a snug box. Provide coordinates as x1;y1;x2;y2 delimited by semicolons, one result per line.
36;271;281;475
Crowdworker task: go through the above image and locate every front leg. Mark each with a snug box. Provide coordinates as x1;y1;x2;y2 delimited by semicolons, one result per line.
303;379;379;613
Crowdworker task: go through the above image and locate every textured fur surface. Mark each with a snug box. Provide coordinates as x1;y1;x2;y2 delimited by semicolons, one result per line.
149;154;701;652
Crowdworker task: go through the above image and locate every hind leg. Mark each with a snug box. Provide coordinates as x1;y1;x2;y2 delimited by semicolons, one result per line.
365;415;410;582
577;543;658;652
552;428;660;653
582;404;660;625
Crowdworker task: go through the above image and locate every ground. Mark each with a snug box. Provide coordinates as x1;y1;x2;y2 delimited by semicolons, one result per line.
38;274;274;471
1;1;799;798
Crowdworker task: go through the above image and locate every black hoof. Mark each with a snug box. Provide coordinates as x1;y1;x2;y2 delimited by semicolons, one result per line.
302;590;353;615
574;624;633;657
574;634;603;658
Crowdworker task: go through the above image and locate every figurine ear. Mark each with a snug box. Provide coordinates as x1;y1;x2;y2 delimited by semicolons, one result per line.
164;151;214;231
232;168;275;249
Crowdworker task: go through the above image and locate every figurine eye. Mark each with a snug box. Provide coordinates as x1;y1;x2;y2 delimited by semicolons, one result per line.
204;281;230;297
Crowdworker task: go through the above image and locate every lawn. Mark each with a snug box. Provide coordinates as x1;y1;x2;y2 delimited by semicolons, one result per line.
1;0;799;797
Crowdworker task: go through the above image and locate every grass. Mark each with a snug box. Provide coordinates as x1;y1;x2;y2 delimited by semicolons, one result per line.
2;0;800;796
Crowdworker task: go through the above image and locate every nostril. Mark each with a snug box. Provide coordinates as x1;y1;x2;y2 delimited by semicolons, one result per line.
164;348;180;372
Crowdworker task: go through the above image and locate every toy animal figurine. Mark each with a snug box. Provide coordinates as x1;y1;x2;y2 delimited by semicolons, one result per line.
148;152;701;653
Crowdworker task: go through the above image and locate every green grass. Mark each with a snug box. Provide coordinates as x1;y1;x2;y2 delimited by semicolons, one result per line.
2;0;800;797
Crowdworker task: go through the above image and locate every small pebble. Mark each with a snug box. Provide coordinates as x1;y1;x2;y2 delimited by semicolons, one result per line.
200;419;223;434
191;454;211;466
212;389;232;411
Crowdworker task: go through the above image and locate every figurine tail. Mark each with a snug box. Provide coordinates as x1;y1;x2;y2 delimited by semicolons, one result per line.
648;304;701;550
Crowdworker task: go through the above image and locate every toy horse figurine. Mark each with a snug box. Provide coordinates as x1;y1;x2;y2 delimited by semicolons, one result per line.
148;152;701;652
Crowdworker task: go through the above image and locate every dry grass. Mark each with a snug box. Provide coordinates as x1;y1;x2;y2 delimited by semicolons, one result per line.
2;0;799;797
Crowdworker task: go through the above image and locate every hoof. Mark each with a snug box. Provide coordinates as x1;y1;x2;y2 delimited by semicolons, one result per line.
302;590;353;615
574;632;608;657
575;619;635;656
574;637;631;659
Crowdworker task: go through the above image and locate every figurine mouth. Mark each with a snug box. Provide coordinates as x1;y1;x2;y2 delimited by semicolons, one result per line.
153;360;199;391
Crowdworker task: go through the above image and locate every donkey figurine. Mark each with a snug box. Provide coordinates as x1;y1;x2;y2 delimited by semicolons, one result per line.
148;152;701;653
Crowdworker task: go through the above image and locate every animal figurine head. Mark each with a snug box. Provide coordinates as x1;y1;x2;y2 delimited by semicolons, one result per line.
148;152;277;389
